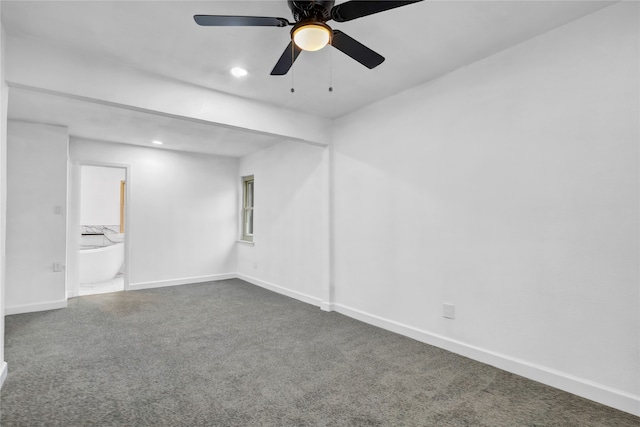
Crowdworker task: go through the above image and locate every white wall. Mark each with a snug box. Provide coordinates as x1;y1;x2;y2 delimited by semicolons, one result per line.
80;165;125;226
331;2;638;415
237;141;329;306
0;15;8;387
70;139;238;289
5;121;68;314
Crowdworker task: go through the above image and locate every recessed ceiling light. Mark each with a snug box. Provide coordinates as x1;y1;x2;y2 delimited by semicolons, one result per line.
230;67;248;78
152;140;163;145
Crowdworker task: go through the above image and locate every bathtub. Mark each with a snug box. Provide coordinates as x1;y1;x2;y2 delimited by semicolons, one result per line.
79;242;124;284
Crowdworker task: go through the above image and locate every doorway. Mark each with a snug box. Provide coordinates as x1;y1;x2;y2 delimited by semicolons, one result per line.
67;163;130;297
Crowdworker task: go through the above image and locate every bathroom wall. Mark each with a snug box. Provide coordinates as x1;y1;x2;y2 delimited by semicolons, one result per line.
5;121;68;314
236;140;329;306
70;138;238;289
331;2;638;415
80;165;125;228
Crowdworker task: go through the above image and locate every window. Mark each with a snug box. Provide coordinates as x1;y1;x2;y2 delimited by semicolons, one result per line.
242;175;254;242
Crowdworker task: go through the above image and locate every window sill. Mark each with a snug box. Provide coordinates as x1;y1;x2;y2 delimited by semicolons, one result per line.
236;240;255;247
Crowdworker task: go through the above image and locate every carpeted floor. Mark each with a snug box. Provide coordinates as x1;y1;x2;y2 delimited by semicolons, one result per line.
1;279;638;426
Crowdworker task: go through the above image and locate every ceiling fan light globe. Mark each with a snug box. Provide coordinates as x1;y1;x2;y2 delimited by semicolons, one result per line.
293;24;331;51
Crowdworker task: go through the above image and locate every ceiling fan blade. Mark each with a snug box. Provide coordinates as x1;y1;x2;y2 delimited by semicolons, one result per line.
194;15;290;27
271;42;303;76
331;0;423;22
331;30;384;69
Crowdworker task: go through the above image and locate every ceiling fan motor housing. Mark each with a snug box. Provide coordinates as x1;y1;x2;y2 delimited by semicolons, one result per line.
288;0;335;23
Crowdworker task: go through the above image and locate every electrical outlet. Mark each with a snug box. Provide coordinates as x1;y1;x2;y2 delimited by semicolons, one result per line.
54;205;63;215
443;303;455;319
52;262;64;272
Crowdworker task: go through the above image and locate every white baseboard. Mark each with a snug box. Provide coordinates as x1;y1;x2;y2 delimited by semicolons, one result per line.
0;361;7;390
5;299;68;316
128;273;236;291
332;303;640;417
236;273;323;307
320;301;334;312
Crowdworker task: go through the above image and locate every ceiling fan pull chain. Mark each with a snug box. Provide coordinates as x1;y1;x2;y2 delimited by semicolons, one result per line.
328;38;333;93
291;42;295;93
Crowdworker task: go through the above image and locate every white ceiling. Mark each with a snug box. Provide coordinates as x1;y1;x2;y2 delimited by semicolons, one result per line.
1;0;616;155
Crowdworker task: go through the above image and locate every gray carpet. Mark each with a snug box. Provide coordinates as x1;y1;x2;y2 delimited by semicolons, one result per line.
1;279;638;426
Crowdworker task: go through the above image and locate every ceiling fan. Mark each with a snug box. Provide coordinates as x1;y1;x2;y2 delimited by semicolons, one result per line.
194;1;423;76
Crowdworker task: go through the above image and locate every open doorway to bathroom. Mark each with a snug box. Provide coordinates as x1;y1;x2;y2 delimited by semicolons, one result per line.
77;165;127;296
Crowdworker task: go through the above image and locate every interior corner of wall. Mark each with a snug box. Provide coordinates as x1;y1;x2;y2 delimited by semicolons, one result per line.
0;361;8;390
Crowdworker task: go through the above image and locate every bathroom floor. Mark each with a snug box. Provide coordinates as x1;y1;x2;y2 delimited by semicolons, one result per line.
79;274;124;296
